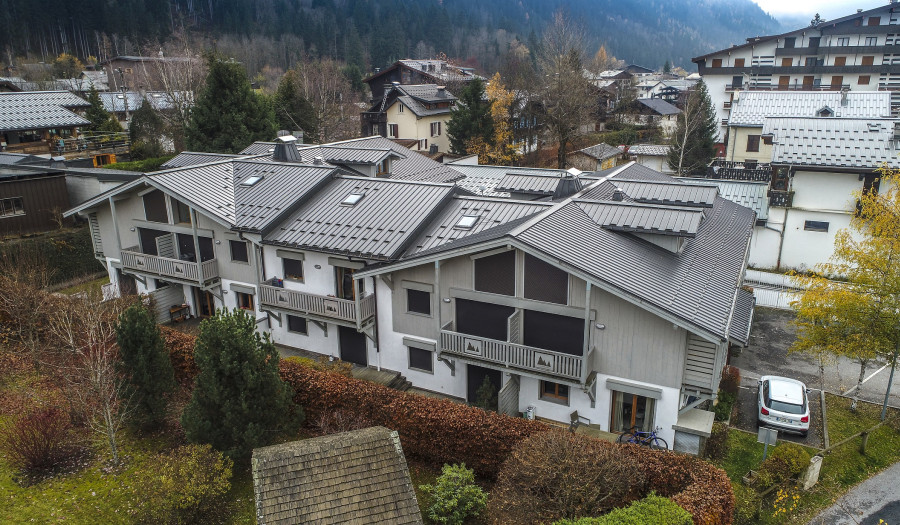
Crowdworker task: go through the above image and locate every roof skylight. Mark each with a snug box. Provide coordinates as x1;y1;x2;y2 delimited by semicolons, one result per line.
341;193;365;206
241;175;263;186
454;215;480;229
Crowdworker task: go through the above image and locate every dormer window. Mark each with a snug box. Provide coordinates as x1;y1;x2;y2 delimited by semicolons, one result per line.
816;106;834;118
341;193;365;206
241;175;263;186
454;215;479;229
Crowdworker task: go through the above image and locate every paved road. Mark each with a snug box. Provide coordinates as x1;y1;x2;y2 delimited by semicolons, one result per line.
808;460;900;524
731;307;900;411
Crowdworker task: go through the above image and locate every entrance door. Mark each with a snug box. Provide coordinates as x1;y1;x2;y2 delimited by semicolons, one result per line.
338;325;367;366
194;288;216;317
778;76;790;90
467;364;502;411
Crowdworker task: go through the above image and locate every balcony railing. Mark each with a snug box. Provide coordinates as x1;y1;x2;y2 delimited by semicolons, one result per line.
440;330;583;382
726;83;850;91
121;247;219;284
705;161;772;182
769;190;794;208
258;281;375;324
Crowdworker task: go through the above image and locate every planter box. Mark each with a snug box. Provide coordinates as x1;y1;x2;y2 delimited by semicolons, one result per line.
742;470;759;487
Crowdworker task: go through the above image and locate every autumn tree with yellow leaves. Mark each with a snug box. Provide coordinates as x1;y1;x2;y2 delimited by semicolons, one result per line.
791;167;900;419
466;73;520;165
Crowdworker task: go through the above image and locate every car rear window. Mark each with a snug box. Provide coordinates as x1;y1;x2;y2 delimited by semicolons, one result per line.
769;400;804;414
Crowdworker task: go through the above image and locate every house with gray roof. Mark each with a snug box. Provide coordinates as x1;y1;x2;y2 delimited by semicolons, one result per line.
252;426;421;525
0;91;90;155
361;84;457;153
628;144;673;174
567;143;623;171
364;59;480;103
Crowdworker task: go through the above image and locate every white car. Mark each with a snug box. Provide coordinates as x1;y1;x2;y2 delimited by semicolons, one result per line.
757;376;810;437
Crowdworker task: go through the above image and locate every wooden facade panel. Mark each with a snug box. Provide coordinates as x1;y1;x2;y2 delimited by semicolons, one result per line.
0;174;70;234
682;334;717;393
391;264;438;339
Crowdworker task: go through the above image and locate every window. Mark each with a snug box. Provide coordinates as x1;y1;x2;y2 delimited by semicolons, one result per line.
834;56;847;66
803;75;815;87
454;215;479;229
388;123;398;137
711;58;723;68
731;75;743;88
406;288;431;316
809;37;821;47
746;135;761;153
287;315;308;335
804;220;829;232
866;37;878;46
523;253;568;304
869;16;881;26
283;258;304;281
430;121;442;137
0;197;24;218
862;56;875;66
831;75;844;88
398;103;404;113
859;75;871;85
836;37;850;46
805;57;817;67
170;198;190;224
522;310;584;355
778;76;790;89
783;37;796;48
473;250;515;296
734;58;745;68
611;390;656;433
143;189;168;223
781;58;792;67
241;175;262;186
371;124;379;135
341;193;365;206
376;160;389;175
236;291;254;311
408;346;433;373
540;381;569;404
230;240;249;263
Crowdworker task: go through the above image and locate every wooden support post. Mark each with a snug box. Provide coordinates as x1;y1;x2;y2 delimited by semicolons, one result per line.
860;431;869;454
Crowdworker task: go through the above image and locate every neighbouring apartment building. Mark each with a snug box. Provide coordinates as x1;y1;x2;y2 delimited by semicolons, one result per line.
361;84;456;153
693;2;900;142
66;136;754;453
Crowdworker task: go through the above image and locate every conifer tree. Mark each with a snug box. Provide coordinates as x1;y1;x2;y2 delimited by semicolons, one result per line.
447;78;494;155
185;56;277;153
273;69;317;138
667;80;717;175
129;98;166;159
84;86;123;133
116;302;175;430
182;309;302;460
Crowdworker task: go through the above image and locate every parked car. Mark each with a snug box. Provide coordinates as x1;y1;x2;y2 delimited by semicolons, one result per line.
757;375;810;437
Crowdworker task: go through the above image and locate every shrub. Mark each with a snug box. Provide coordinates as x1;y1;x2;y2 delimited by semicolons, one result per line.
757;443;811;489
420;463;487;525
732;483;761;525
552;493;692;525
0;406;79;475
720;365;741;396
160;325;198;383
314;409;371;435
704;422;729;461
282;355;352;377
131;444;233;524
714;391;736;422
488;431;644;524
117;302;175;429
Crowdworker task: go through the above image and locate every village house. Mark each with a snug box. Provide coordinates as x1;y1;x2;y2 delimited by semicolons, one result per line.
364;59;481;103
65;136;754;453
0;91;90;155
567;143;623;171
628;144;673;173
361;84;456;153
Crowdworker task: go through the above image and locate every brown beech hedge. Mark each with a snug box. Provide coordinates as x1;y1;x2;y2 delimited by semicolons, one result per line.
165;333;733;524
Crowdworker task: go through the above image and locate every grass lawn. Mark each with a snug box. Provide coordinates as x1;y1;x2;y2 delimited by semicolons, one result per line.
825;393;897;444
57;275;109;296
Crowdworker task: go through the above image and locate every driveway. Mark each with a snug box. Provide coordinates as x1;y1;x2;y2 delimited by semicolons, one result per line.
808;459;900;524
731;374;824;448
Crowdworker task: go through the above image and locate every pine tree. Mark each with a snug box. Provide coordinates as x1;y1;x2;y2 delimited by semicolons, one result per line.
182;309;302;460
273;70;318;138
129;98;166;160
185;56;277;153
447;78;494;155
663;60;672;74
84;86;123;133
667;80;717;175
116;302;175;430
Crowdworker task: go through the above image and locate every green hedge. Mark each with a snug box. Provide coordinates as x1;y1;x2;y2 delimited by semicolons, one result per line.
102;154;176;173
0;227;103;285
552;494;692;525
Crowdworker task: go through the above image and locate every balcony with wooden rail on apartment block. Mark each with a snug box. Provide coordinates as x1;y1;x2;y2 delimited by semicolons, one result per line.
121;246;220;286
258;277;376;327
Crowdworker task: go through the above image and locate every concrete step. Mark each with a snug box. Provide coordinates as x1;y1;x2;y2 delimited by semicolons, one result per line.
351;366;411;392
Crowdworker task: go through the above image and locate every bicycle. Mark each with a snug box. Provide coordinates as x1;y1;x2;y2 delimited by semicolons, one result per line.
615;425;669;450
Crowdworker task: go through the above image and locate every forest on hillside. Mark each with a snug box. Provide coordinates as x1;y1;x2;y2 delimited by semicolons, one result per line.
1;0;782;76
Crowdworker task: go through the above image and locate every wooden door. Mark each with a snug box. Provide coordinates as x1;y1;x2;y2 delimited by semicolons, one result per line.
831;76;844;89
778;76;790;90
194;288;215;317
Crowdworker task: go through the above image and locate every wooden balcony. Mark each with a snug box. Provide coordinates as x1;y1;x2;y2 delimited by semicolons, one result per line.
440;330;583;382
768;189;794;208
258;283;376;325
121;247;219;285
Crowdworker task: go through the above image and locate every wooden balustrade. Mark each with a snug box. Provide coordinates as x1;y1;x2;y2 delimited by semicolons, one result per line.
259;283;375;324
120;247;219;283
440;330;583;381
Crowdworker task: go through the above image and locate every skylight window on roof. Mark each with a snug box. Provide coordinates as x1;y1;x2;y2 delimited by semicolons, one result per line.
454;215;480;229
241;175;263;186
341;193;365;206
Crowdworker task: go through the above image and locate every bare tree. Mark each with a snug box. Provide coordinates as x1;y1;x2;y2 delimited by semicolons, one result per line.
145;34;206;151
47;292;133;465
0;243;56;364
287;57;360;143
537;11;596;169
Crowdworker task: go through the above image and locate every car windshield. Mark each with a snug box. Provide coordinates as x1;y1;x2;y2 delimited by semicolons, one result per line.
769;399;804;414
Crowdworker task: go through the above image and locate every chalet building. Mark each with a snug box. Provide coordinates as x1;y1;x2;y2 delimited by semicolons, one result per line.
66;136;754;454
693;2;900;142
724;90;890;163
99;91;191;130
364;60;480;103
628;144;673;173
0;91;90;154
0;164;72;234
618;98;682;136
567;143;623;171
361;84;456;153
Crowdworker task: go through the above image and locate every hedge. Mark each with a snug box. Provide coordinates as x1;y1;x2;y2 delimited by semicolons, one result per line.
164;332;734;524
552;493;693;525
102;155;176;173
0;228;103;285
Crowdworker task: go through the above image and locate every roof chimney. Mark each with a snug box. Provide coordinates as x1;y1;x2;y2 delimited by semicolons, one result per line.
272;135;302;163
313;156;325;165
552;172;584;200
612;189;624;202
437;85;446;93
841;87;850;106
429;144;439;154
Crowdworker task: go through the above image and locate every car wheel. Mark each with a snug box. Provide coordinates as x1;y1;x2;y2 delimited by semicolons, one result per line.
800;430;808;438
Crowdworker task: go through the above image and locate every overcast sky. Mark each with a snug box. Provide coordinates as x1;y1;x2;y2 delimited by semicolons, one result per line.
751;0;886;19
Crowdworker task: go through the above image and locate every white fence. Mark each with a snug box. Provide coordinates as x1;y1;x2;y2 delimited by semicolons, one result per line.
744;269;803;310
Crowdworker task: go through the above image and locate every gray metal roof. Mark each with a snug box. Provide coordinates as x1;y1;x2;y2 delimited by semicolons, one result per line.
99;91;189;113
396;84;457;103
730;288;755;346
64;166;142;182
628;144;670;156
494;174;564;195
728;91;891;127
0;91;91;132
150;161;237;225
265;176;456;260
612;179;719;208
233;161;337;232
678;178;769;220
315;146;401;165
572;143;622;161
449;164;567;197
161;152;247;169
0;164;65;181
637;98;682;116
575;200;704;236
764;117;900;169
407;197;551;254
0;152;46;165
395;95;452;117
607;162;678;182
